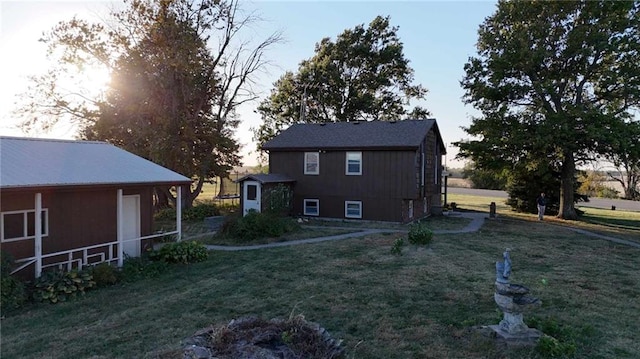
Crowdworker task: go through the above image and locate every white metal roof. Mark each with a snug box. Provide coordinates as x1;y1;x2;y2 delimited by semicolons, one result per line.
0;136;191;189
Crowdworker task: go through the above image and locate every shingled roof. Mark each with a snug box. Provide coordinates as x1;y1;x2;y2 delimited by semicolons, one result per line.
262;119;445;151
0;136;192;189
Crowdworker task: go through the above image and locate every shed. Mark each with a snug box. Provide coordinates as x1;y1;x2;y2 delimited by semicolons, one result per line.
0;136;192;278
236;173;295;216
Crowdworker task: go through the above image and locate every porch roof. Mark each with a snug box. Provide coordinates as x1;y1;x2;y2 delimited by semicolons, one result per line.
0;136;192;189
236;173;296;184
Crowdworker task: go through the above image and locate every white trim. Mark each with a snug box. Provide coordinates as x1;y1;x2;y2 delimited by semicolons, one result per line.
177;186;182;241
117;189;124;267
345;201;362;219
303;199;320;216
304;152;320;175
345;151;362;175
35;193;42;277
0;208;49;242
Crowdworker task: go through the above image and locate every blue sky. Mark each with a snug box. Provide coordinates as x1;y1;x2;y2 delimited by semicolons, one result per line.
0;1;498;167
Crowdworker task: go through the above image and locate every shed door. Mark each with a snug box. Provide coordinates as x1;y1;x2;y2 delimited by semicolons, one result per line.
122;195;141;257
243;181;261;216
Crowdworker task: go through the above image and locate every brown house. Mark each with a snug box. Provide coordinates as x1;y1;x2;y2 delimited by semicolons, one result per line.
0;137;191;279
241;119;446;223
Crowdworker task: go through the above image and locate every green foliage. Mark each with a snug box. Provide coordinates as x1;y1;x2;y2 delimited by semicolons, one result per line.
407;223;433;245
456;1;640;220
223;211;299;242
149;241;209;264
18;0;282;207
254;15;428;148
154;203;220;222
390;238;405;255
263;184;293;215
119;256;170;282
528;316;589;358
90;263;118;287
462;161;507;190
1;253;27;314
33;269;96;304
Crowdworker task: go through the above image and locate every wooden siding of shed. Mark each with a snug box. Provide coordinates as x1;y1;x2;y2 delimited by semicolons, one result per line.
270;150;421;222
0;186;154;277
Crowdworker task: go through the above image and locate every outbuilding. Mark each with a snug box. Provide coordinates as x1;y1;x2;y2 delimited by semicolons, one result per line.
0;136;191;279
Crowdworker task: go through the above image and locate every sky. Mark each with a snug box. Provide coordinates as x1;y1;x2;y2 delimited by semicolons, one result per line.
0;0;498;168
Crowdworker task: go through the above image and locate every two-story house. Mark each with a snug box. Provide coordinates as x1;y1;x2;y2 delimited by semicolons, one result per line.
240;119;446;223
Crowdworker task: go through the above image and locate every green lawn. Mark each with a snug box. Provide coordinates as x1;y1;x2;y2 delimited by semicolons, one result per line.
2;205;639;358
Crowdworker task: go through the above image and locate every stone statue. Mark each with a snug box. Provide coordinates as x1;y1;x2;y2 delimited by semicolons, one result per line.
490;249;542;345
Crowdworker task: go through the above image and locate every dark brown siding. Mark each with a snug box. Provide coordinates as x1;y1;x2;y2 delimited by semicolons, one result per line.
1;185;154;277
270;149;420;222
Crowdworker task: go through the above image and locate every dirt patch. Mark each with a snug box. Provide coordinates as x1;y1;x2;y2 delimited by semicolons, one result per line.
159;315;345;359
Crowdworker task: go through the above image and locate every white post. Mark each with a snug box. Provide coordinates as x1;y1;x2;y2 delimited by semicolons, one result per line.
35;192;42;278
117;189;124;267
176;186;182;242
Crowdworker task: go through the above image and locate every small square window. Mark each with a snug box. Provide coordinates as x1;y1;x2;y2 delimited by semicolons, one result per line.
304;199;319;216
345;201;362;219
1;209;49;242
304;152;319;175
346;152;362;175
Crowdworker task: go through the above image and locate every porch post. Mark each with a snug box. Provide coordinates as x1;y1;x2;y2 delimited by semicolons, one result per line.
176;185;182;242
117;189;124;267
34;192;42;278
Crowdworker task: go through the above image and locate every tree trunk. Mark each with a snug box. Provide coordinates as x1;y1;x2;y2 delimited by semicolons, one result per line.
154;187;172;210
558;152;578;220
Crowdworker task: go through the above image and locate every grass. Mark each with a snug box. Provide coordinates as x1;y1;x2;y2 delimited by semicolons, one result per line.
203;226;358;246
3;204;640;358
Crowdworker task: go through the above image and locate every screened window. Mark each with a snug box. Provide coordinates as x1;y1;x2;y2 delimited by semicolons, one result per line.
1;209;49;242
304;152;319;175
345;201;362;219
304;199;319;216
345;152;362;175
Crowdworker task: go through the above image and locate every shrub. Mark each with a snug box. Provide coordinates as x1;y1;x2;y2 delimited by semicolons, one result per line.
390;238;405;255
33;269;96;304
119;255;170;282
1;253;27;314
154;203;220;222
407;223;433;245
149;241;209;264
529;316;579;358
224;211;298;242
91;263;118;287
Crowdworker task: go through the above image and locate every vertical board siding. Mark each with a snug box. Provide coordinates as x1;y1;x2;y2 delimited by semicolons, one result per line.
1;186;154;277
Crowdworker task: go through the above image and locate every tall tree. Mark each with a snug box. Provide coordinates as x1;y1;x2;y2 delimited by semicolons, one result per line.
253;15;429;148
15;0;281;208
603;120;640;200
457;1;640;219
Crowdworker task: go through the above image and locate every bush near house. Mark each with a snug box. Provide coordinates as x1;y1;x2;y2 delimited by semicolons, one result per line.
1;253;27;315
220;211;299;242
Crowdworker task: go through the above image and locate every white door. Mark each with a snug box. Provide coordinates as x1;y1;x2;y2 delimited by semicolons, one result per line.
243;181;261;216
122;195;141;257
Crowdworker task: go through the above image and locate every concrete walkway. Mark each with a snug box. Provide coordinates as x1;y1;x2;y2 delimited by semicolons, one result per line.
204;212;486;252
202;210;640;251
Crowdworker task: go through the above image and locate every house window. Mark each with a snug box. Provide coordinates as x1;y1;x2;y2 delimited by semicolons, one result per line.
345;201;362;219
345;152;362;175
304;152;319;175
247;184;257;200
1;209;49;243
303;199;319;216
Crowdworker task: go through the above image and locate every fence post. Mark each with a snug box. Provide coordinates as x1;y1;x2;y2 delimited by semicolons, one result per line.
117;189;124;267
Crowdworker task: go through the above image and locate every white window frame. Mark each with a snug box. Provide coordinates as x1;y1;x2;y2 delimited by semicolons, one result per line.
303;199;320;216
1;208;49;243
345;201;362;219
304;152;320;175
345;151;362;175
